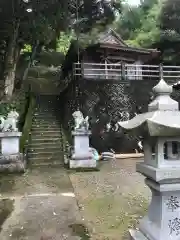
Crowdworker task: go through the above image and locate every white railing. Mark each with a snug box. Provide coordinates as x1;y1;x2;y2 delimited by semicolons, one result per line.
73;62;180;81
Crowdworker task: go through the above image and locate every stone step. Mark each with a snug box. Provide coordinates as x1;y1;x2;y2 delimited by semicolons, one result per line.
34;109;60;112
34;108;59;111
31;127;61;131
32;122;60;128
31;125;60;129
30;131;62;136
28;152;62;161
31;138;62;144
30;162;64;167
32;122;60;126
33;112;59;116
29;145;62;151
34;110;60;114
31;131;61;135
29;151;63;158
32;116;59;121
30;132;62;138
31;133;62;139
29;142;61;149
33;113;59;118
32;118;59;123
34;114;59;117
28;156;63;164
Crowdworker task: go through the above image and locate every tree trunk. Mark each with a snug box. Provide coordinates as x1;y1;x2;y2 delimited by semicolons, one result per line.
4;19;20;98
11;44;21;90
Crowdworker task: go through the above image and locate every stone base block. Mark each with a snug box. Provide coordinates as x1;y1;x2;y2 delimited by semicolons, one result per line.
0;161;26;173
0;153;24;164
70;159;96;169
129;229;148;240
0;153;26;173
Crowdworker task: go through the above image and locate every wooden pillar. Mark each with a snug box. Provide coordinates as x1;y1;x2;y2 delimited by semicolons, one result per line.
159;63;163;79
105;59;108;80
121;61;126;81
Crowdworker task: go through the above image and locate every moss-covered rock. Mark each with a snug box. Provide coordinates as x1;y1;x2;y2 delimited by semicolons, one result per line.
20;93;36;153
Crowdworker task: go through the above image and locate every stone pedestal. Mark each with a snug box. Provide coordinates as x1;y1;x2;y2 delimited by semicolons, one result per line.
0;132;25;173
117;79;180;240
130;177;180;240
70;130;96;168
0;132;21;155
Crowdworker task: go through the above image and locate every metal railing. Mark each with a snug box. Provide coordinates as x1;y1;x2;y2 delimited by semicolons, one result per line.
73;62;180;81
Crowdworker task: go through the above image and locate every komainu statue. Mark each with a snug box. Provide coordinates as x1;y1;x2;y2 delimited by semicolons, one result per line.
0;110;19;132
72;110;89;131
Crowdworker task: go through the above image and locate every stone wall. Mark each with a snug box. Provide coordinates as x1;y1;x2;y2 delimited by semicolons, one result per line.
59;77;180;153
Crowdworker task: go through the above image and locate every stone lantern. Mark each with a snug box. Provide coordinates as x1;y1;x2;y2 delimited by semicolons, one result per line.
118;78;180;240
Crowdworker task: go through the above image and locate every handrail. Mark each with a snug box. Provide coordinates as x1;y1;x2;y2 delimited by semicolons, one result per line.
73;62;180;80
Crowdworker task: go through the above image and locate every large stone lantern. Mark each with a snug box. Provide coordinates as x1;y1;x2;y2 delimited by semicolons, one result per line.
118;78;180;240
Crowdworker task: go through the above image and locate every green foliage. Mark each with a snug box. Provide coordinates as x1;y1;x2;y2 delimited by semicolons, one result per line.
133;2;161;47
114;4;142;40
20;93;36;152
0;91;27;118
0;0;121;97
21;44;32;54
112;0;169;52
56;32;74;55
114;0;161;48
158;0;180;63
0;89;30;147
160;0;180;38
0;103;14;117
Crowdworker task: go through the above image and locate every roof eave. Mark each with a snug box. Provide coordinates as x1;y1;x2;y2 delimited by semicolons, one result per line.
98;43;160;55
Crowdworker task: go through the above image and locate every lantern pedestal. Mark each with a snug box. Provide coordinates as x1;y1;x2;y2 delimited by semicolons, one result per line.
118;79;180;240
130;178;180;240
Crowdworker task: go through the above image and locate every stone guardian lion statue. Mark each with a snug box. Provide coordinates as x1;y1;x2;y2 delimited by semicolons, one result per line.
72;110;89;131
0;110;19;132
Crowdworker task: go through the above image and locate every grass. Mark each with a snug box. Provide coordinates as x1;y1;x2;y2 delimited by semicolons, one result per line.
69;158;150;240
82;194;148;239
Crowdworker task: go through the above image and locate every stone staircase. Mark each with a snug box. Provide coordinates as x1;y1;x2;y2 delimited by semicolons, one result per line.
28;95;64;166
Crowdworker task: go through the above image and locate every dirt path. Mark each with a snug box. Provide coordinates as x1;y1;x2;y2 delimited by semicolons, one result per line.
0;166;86;240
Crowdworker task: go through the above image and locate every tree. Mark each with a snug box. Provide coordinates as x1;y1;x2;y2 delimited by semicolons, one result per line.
114;3;142;40
114;0;158;40
159;0;180;63
0;0;121;98
130;1;161;48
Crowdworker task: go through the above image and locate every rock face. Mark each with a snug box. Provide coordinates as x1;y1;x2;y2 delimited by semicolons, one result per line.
60;78;180;153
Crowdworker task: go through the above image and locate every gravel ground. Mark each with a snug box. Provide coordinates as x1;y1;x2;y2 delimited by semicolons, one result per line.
0;158;151;240
69;158;151;240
